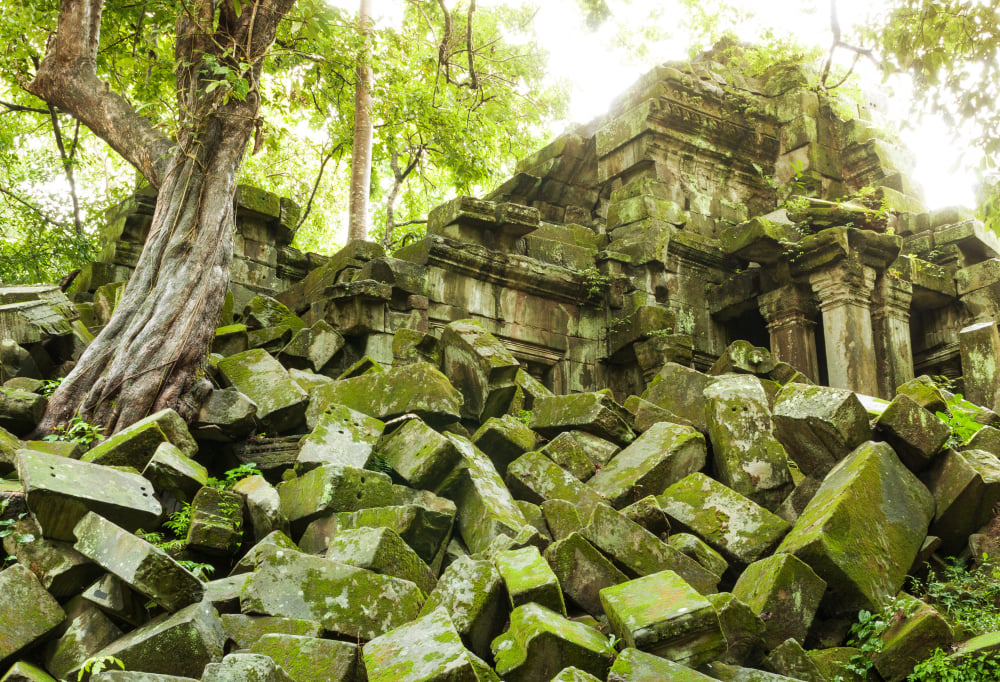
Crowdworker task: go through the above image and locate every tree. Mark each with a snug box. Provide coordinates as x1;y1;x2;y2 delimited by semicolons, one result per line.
22;0;295;435
347;0;373;241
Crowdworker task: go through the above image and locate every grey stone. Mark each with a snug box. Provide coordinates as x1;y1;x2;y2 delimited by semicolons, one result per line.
875;393;951;472
295;403;383;474
377;417;462;493
43;596;123;681
495;545;566;615
218;349;308;433
250;634;361;682
193;388;258;442
441;319;520;421
506;450;605;519
530;391;635;445
325;526;437;595
0;564;65;663
276;464;393;536
543;532;627;617
0;388;44;436
232;475;289;544
201;653;295;682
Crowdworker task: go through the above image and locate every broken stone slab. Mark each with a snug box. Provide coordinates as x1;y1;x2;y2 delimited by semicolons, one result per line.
277;320;345;374
276;464;393;536
710;340;776;376
140;442;209;504
418;558;505;665
325;526;437;595
505;450;606;519
392;328;442;367
530;390;635;446
668;533;729;584
619;495;671;537
600;569;726;668
85;409;198;467
212;324;249;357
625;395;695;434
217;349;308;433
704;375;794;510
376;417;461;493
538;432;596;481
229;530;299;577
42;595;123;681
774;476;823;525
219;614;322;650
2;515;101;599
203;573;250;614
609;647;716;680
364;608;498;682
875;393;951;472
73;600;224;680
495;545;566;615
250;633;361;682
731;553;827;650
549;667;602;682
895;375;948;414
73;512;204;612
472;415;539;478
17;449;161;541
241;550;425;640
921;448;1000;555
776;440;935;614
81;574;148;628
185;487;244;556
764;638;826;681
1;661;59;681
543;532;627;617
0;564;65;663
202;653;295;682
307;362;463;428
700;662;802;681
641;363;714;431
515;499;551;544
441;319;520;421
440;434;539;555
772;383;872;477
295;403;383;474
720;215;805;264
232;475;289;544
541;499;585;542
582;503;718;594
0;388;44;437
491;603;615;681
242;295;306;331
706;592;767;667
192;388;258;442
587;421;707;509
89;674;198;682
959;321;1000;410
658;473;792;566
230;435;300;478
0;425;21;475
871;595;952;682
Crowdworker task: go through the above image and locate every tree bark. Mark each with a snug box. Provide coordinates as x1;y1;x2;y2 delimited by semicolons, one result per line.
26;0;294;435
347;0;373;242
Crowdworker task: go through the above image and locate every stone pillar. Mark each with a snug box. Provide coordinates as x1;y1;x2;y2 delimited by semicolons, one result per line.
758;286;820;382
871;275;915;399
810;263;879;395
959;321;1000;410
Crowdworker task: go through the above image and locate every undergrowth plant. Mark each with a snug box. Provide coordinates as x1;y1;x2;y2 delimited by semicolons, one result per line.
42;415;104;447
0;498;34;564
909;557;1000;638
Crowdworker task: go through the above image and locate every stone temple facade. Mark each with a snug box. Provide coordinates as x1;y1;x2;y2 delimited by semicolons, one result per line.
67;51;1000;409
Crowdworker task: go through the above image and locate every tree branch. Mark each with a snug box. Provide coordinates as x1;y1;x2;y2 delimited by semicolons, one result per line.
25;0;174;188
48;109;83;234
466;0;478;90
0;100;50;115
0;183;71;228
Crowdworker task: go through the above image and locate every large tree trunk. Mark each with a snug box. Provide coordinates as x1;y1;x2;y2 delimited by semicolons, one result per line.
26;0;294;435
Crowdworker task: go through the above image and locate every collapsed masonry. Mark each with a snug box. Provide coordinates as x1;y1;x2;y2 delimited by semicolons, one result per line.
4;50;1000;681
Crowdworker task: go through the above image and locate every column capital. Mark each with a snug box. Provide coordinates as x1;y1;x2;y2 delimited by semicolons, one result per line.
809;262;876;311
758;285;817;334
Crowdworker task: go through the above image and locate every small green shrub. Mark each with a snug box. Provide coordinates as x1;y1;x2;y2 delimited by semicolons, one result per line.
910;557;1000;637
42;415;104;446
162;504;192;538
206;462;261;490
77;655;124;679
909;648;1000;681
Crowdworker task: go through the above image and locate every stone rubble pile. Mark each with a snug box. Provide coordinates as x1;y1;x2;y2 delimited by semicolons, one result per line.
3;291;1000;682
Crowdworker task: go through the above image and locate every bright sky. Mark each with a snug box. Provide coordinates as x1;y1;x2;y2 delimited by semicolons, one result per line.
335;0;979;209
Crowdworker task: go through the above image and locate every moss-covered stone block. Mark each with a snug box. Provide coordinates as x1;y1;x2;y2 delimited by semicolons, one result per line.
296;403;383;474
540;499;585;541
219;614;321;650
609;647;716;680
141;442;209;503
704;375;793;510
876;393;950;472
530;390;635;446
706;592;767;667
472;415;540;478
0;387;44;436
277;464;393;536
218;349;308;432
668;533;728;583
42;596;123;680
895;375;948;414
506;450;605;519
588;421;707;509
538;432;597;482
600;570;726;668
772;383;872;477
250;633;360;682
495;546;566;615
641;363;713;431
308;362;462;429
549;667;602;682
365;608;498;682
658;473;791;566
1;515;101;599
193;388;258;442
18;449;161;542
202;653;296;682
441;319;520;421
0;564;65;662
923;448;1000;554
212;324;249;357
419;556;507;662
73;512;203;612
776;441;934;614
232;475;289;544
872;595;953;682
377;417;461;493
80;600;225;679
81;421;168;469
491;603;615;681
583;503;718;594
764;638;825;681
185;487;244;556
241;550;424;640
731;553;826;650
326;526;436;595
544;532;627;617
720;215;804;264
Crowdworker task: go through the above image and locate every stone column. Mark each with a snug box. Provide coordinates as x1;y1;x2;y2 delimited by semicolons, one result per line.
871;275;915;399
758;286;820;382
809;263;879;395
959;321;1000;410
